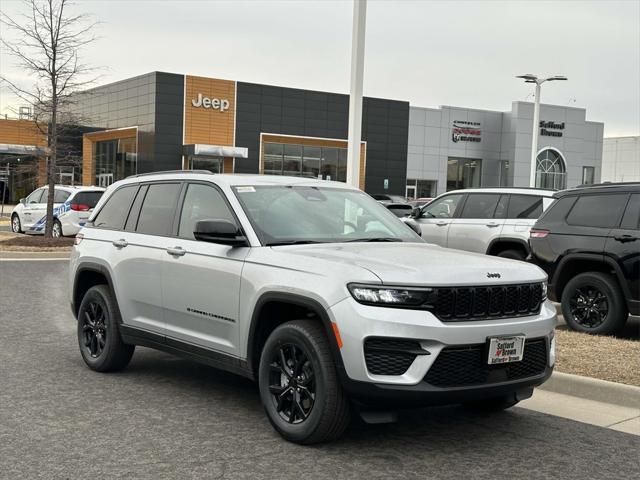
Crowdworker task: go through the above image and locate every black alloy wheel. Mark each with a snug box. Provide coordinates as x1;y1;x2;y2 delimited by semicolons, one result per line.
81;301;108;358
561;272;628;335
268;343;316;424
568;285;609;329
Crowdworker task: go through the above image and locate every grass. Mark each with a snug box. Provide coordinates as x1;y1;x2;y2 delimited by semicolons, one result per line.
554;326;640;387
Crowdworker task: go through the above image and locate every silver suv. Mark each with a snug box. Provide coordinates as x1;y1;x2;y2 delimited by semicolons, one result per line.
69;172;557;444
409;188;555;260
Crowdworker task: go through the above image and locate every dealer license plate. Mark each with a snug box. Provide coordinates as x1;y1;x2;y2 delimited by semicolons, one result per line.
487;335;525;365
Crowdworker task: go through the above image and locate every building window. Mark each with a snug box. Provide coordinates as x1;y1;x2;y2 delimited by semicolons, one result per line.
582;166;595;185
499;160;511;187
188;156;223;173
447;158;482;191
94;137;137;187
263;142;347;181
406;179;437;199
535;149;566;190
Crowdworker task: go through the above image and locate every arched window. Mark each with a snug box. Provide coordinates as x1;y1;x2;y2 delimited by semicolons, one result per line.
536;149;566;190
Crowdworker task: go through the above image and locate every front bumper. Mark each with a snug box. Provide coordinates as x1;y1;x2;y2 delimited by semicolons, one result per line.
330;297;557;406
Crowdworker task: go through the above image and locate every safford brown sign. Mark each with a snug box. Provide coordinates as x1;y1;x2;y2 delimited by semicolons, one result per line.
540;120;564;137
452;120;481;143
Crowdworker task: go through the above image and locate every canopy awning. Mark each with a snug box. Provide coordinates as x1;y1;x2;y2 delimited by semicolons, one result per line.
183;144;248;158
0;144;46;156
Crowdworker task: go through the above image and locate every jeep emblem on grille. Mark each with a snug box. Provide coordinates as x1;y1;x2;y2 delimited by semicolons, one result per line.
487;272;501;278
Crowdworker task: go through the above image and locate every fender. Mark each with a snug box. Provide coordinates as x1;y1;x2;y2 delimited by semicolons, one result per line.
246;292;345;379
485;237;530;256
72;261;118;319
553;253;634;301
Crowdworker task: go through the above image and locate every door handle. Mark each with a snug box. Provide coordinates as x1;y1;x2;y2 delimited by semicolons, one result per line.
167;247;186;257
436;221;448;227
486;223;500;228
112;239;128;248
614;235;638;243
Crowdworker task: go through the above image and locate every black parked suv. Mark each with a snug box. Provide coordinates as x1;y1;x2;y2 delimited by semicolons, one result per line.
529;183;639;334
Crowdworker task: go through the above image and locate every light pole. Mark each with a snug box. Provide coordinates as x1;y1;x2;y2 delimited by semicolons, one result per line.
346;0;367;189
516;74;567;187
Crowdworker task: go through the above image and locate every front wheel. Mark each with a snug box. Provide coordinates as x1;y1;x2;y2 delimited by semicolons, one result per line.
561;272;628;334
11;214;22;233
258;320;350;444
52;219;63;238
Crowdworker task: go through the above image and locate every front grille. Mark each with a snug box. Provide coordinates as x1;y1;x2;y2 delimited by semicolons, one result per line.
364;338;423;376
431;283;543;321
423;338;547;388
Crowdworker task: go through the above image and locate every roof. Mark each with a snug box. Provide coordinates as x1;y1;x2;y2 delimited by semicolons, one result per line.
120;171;356;189
440;187;556;197
39;184;105;192
554;182;640;197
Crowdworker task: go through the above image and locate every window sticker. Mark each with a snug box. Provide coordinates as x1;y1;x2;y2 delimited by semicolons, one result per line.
236;186;256;193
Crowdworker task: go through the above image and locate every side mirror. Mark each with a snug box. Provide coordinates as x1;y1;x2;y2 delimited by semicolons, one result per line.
19;197;26;205
194;219;248;247
412;206;422;218
404;218;422;236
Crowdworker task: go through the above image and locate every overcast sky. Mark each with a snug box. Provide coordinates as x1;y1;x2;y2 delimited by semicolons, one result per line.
1;0;639;136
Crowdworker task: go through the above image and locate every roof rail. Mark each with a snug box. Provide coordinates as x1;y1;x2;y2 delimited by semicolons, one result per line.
126;170;214;179
574;181;640;188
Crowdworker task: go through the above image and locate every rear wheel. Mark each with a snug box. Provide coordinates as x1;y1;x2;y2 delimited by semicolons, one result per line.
11;214;22;233
496;249;526;261
258;320;350;444
561;272;628;334
77;285;134;372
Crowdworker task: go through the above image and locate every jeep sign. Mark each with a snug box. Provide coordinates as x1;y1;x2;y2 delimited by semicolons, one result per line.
192;93;230;112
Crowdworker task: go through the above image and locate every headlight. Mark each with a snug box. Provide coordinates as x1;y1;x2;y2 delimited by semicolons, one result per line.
541;282;548;301
348;284;434;307
549;332;556;367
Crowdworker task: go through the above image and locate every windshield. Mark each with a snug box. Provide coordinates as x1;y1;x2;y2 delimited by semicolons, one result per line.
233;185;422;246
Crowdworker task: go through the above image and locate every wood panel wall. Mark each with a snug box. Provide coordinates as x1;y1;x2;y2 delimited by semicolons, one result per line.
184;76;236;146
0;119;47;147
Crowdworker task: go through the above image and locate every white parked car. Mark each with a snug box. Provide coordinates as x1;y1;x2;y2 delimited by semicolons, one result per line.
407;188;556;260
69;173;556;444
11;185;105;237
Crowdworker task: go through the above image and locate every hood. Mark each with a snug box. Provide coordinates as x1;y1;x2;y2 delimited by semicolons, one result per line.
274;242;546;286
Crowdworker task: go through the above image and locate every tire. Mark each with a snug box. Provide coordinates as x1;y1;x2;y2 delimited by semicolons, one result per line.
561;272;628;334
463;394;520;412
11;214;22;233
77;285;134;372
496;249;526;261
52;219;63;238
258;320;350;444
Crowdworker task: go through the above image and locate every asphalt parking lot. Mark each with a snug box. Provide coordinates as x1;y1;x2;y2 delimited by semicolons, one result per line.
1;259;639;479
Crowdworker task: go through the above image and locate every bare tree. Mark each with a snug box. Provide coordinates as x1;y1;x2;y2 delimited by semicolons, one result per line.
1;0;97;237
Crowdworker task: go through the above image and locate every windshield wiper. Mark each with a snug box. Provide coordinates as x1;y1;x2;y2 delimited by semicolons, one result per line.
265;240;326;246
344;237;403;243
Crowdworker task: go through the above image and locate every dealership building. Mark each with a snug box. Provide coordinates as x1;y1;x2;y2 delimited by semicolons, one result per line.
0;71;605;202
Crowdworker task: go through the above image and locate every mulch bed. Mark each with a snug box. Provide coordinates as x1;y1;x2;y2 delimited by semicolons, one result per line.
555;327;640;387
0;236;74;248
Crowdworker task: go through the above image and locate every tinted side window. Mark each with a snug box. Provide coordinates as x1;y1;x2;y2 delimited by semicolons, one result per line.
73;191;103;209
54;189;71;203
423;194;463;219
459;194;500;219
566;194;629;228
507;195;543;219
178;184;236;240
620;194;640;230
136;183;181;236
93;186;137;229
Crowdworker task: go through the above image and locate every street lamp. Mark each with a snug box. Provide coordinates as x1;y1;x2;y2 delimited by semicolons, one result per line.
516;74;568;187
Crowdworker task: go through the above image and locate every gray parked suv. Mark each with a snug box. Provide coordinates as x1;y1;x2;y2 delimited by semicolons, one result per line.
69;172;556;444
409;188;555;260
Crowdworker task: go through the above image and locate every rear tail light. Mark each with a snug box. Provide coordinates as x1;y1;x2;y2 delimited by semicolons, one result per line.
70;203;90;211
74;234;84;245
530;228;550;238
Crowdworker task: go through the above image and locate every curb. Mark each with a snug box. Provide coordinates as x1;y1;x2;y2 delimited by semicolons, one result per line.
540;371;640;409
0;250;71;259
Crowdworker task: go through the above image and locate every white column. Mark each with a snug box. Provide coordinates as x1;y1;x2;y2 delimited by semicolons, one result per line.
529;82;541;187
346;0;367;188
